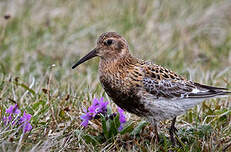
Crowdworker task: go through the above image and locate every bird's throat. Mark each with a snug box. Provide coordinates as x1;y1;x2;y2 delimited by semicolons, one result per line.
99;55;138;78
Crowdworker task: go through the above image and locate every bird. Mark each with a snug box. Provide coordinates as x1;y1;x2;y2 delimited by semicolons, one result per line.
72;32;231;145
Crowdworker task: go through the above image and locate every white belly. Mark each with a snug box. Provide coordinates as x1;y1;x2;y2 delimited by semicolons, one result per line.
142;97;204;122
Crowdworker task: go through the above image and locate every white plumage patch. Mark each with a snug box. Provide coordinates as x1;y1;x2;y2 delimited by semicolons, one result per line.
191;88;202;93
142;97;204;122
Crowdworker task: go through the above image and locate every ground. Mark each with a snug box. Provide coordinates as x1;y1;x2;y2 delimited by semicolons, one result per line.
0;0;231;151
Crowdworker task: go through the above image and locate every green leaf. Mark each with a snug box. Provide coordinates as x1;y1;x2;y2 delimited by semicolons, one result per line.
106;106;113;115
108;115;119;139
131;120;148;136
25;106;34;115
101;115;109;139
83;134;100;145
114;114;121;129
120;121;135;135
14;82;36;96
32;100;46;110
197;124;212;138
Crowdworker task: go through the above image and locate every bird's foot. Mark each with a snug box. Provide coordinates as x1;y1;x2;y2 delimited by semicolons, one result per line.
169;127;183;147
169;117;183;147
151;124;160;143
169;126;176;146
154;132;160;144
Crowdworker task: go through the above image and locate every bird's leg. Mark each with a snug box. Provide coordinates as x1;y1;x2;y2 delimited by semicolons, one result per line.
153;124;160;143
169;117;183;147
169;117;178;146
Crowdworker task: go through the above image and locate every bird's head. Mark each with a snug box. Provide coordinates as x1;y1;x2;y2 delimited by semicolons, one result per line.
72;32;130;69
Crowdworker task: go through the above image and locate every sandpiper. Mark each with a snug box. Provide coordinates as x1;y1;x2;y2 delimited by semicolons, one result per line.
72;32;231;145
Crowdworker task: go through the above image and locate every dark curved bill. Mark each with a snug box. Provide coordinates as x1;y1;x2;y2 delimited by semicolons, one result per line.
72;48;97;69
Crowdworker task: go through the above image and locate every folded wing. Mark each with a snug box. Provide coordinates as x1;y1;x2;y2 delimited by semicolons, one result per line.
142;65;230;100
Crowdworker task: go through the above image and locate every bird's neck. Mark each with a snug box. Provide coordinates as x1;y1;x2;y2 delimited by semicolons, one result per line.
99;54;138;76
99;55;140;103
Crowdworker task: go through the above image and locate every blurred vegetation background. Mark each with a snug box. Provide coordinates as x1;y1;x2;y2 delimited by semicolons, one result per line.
0;0;231;151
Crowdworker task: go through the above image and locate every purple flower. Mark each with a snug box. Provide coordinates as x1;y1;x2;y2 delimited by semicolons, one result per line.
117;107;126;131
80;98;109;127
19;112;32;123
6;104;21;114
3;116;11;125
96;98;108;114
88;98;99;114
88;98;108;116
80;97;127;131
88;98;108;117
80;112;92;127
3;104;20;125
2;105;32;133
19;112;32;133
21;121;32;133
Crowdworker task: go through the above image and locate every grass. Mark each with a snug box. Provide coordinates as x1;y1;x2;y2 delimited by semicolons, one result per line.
0;0;231;151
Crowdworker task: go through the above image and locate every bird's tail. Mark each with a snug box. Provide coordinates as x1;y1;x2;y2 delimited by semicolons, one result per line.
189;83;231;99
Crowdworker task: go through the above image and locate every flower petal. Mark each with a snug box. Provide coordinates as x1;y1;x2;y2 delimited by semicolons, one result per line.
6;104;21;114
19;112;32;124
118;125;124;131
92;98;99;106
81;120;89;127
82;107;87;113
117;107;126;131
6;105;14;114
23;122;32;133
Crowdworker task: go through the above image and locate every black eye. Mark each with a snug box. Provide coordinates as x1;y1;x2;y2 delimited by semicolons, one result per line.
104;39;113;46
